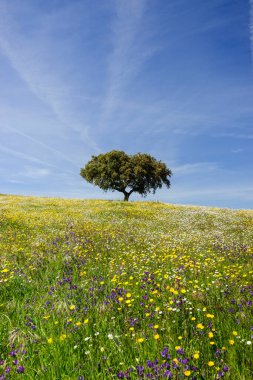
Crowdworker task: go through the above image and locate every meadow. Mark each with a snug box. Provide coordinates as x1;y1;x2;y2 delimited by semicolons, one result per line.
0;195;252;380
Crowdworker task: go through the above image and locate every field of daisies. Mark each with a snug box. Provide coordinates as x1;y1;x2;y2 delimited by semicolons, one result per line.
0;195;253;379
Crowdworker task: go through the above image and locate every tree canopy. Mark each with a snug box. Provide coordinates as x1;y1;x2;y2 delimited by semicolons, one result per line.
80;150;172;201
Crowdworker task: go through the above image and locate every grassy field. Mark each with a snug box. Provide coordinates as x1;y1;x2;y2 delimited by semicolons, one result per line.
0;195;253;379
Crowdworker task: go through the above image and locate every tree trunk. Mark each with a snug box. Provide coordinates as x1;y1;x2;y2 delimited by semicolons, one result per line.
124;192;130;201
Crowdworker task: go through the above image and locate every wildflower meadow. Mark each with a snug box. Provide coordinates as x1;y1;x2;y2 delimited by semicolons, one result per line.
0;195;252;379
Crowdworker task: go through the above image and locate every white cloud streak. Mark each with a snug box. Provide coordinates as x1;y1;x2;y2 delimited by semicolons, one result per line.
173;162;218;176
5;126;80;168
212;132;253;139
0;144;55;168
23;167;51;179
169;185;253;203
0;143;76;177
100;0;157;125
0;1;99;151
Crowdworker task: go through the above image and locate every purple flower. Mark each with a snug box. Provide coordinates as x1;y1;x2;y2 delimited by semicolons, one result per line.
176;347;184;355
17;366;25;373
164;370;172;378
172;361;179;370
136;365;145;376
161;347;169;358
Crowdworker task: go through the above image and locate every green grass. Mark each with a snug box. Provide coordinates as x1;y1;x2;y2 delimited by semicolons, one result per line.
0;195;253;379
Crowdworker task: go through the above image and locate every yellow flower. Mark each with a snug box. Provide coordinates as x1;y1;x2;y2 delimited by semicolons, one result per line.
193;353;199;359
154;325;159;329
208;361;215;367
154;334;160;340
137;338;144;343
126;293;131;298
208;332;214;338
191;317;196;321
69;305;76;310
210;341;215;345
184;370;191;377
84;319;89;324
129;327;134;331
118;297;123;302
229;339;234;345
76;321;82;327
1;268;9;273
206;313;214;318
232;331;237;336
47;337;53;344
60;334;67;341
196;323;204;330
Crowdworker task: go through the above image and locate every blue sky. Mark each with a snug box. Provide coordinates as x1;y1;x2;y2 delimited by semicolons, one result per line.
0;0;252;208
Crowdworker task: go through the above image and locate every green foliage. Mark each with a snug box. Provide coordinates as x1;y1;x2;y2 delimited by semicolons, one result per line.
80;150;172;200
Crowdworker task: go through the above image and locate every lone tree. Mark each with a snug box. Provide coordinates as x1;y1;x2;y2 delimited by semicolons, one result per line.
80;150;172;201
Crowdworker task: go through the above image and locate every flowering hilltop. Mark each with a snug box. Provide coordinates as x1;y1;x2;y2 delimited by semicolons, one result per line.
0;195;252;379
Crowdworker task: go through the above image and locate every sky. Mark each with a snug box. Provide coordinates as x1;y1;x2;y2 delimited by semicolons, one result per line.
0;0;252;209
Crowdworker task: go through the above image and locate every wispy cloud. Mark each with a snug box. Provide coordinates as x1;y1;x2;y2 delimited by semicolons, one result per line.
173;162;218;176
0;143;76;177
231;148;243;153
169;185;253;202
212;132;253;139
23;166;51;179
0;143;55;168
100;0;157;125
0;1;99;151
5;126;80;169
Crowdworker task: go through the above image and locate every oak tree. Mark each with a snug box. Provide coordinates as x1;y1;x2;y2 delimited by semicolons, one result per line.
80;150;172;201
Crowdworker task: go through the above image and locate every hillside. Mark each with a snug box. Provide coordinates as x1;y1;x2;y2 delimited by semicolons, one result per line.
0;195;253;379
